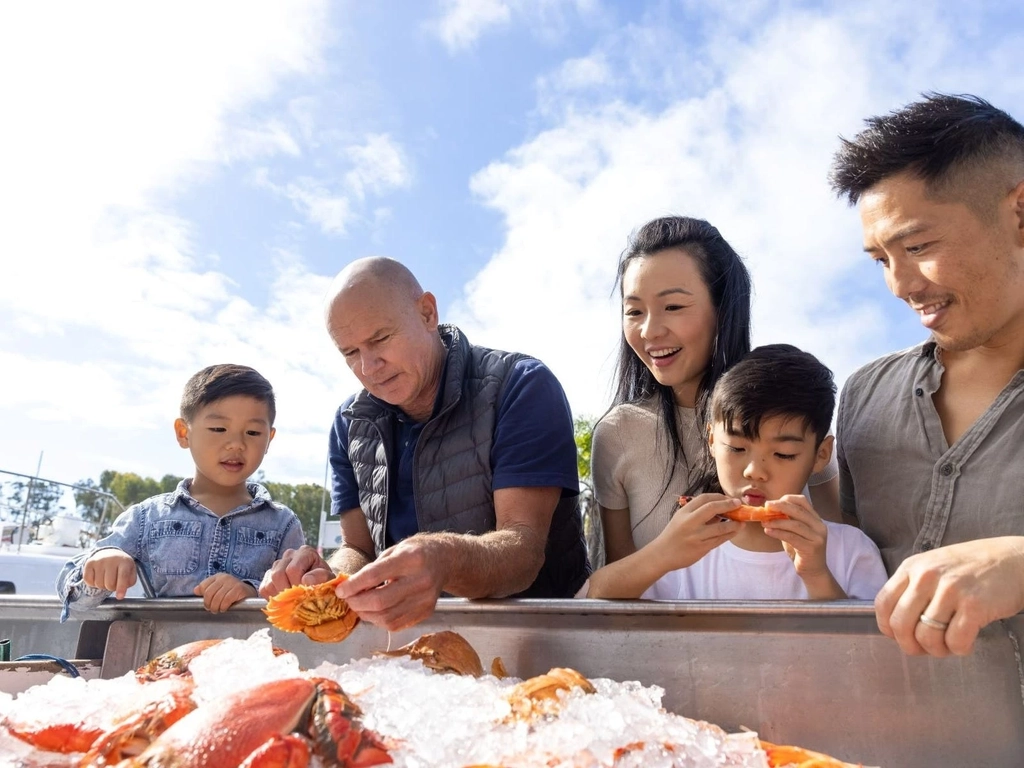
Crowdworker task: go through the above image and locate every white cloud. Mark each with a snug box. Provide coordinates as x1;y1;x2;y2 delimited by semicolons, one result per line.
345;134;412;200
430;0;598;52
251;134;411;235
285;179;356;235
449;2;1024;421
433;0;513;51
0;2;348;487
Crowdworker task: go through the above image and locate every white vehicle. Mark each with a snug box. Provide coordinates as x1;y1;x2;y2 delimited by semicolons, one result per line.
0;517;143;596
0;548;70;595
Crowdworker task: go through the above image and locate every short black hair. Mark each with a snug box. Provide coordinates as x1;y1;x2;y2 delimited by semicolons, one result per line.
180;364;276;424
829;93;1024;204
710;344;835;446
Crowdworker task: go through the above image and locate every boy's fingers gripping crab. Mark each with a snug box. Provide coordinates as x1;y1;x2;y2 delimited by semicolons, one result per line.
263;573;360;643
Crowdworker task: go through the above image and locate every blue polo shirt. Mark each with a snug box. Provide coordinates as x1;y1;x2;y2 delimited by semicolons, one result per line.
329;358;579;547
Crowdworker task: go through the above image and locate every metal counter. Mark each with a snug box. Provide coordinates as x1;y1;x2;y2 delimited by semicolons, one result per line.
2;595;1022;767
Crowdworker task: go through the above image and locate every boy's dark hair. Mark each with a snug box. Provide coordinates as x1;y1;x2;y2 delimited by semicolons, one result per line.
829;93;1024;205
180;364;276;425
710;344;835;446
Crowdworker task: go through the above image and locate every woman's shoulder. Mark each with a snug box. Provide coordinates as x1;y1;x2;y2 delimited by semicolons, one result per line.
597;398;660;426
594;400;661;442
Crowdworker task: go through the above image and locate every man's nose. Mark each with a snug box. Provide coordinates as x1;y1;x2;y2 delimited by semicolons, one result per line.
361;353;384;376
886;256;926;301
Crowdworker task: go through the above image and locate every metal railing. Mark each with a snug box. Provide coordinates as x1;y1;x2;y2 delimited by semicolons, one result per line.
0;468;125;551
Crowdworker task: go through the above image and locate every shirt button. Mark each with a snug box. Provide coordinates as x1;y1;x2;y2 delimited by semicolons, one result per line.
940;463;954;476
914;387;924;397
211;561;221;569
921;542;934;552
219;518;228;526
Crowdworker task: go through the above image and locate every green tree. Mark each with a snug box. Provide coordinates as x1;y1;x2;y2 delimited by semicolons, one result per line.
574;415;603;570
261;481;328;548
74;470;183;535
1;479;66;539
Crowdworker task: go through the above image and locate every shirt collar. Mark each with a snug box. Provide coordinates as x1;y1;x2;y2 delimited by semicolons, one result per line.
172;478;269;512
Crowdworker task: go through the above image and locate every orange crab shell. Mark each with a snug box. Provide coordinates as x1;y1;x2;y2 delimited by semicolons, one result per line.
760;740;864;768
128;676;392;768
376;631;485;677
263;573;360;643
506;667;596;720
2;675;196;757
135;638;225;681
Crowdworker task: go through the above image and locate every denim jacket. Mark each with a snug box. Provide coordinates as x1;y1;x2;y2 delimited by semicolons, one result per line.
57;480;305;621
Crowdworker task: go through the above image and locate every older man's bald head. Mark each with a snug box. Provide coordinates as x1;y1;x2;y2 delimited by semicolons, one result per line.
325;257;425;317
324;257;444;418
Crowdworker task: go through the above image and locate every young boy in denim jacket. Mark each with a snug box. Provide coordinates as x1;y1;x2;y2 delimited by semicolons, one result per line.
585;344;887;600
58;364;305;620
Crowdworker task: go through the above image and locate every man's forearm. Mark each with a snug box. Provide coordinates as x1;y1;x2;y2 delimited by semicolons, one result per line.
329;545;373;576
428;526;546;599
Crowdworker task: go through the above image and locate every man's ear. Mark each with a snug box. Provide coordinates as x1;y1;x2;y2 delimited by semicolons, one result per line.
418;291;440;330
1012;178;1024;245
174;418;190;448
813;434;835;474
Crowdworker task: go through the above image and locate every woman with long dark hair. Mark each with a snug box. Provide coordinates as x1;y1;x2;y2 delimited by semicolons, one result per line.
592;216;839;565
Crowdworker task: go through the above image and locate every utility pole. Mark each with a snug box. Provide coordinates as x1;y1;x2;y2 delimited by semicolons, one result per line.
16;452;44;552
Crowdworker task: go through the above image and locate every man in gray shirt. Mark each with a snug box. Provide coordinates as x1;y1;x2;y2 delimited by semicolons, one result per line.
830;94;1024;658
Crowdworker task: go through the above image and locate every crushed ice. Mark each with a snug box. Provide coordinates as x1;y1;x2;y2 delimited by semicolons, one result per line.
1;629;769;767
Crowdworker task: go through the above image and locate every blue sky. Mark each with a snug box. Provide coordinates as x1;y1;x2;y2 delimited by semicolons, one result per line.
2;0;1022;498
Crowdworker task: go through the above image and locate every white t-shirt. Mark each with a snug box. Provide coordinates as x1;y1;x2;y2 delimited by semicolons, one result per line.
642;522;887;601
592;398;840;551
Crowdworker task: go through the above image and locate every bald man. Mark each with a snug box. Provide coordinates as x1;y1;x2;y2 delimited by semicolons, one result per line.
830;94;1024;658
260;257;589;630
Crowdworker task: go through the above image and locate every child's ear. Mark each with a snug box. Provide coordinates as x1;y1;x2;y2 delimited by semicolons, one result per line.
174;418;190;448
265;426;277;453
707;423;715;448
813;434;835;474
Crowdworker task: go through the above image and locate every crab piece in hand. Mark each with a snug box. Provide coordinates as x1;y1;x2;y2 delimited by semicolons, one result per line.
263;573;360;643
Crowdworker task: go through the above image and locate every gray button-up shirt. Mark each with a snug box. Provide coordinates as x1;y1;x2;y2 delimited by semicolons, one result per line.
838;341;1024;574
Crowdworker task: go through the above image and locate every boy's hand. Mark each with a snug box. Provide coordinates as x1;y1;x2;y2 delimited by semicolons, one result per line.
194;573;257;613
82;549;137;599
651;493;743;572
762;494;845;599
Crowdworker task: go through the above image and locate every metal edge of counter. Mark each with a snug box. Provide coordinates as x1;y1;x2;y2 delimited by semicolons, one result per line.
3;596;1024;767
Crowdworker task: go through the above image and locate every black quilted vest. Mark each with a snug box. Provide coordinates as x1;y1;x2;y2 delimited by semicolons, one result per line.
344;325;589;598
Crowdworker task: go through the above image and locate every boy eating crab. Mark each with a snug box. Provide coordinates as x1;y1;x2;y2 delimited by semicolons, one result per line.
58;364;305;620
584;344;886;600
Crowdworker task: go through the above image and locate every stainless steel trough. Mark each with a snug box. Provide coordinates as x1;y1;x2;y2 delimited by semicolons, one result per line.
2;595;1022;767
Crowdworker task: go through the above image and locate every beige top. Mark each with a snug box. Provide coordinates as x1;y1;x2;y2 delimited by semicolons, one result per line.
838;341;1024;574
593;397;839;551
